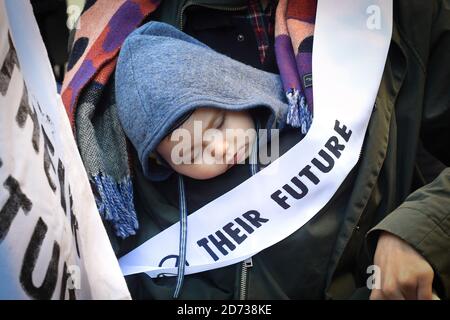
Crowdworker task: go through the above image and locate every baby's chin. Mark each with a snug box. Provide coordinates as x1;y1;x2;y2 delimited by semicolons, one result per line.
174;160;248;180
177;164;230;180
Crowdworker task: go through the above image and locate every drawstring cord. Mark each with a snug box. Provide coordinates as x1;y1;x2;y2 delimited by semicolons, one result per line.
250;120;260;176
173;119;260;299
173;174;187;299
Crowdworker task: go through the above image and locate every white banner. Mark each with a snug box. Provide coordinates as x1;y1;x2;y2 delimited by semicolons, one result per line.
119;0;393;278
0;0;130;299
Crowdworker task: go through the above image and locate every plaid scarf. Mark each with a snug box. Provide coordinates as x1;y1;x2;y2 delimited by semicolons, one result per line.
275;0;316;134
61;0;316;240
247;0;276;64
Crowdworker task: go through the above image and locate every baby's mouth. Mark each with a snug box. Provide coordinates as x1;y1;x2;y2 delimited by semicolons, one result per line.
228;143;249;166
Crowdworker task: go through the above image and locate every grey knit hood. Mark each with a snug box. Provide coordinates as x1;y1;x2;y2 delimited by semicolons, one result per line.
115;21;288;180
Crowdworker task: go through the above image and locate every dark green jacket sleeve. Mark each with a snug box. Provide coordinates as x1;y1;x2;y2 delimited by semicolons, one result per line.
420;0;450;165
368;169;450;298
368;0;450;299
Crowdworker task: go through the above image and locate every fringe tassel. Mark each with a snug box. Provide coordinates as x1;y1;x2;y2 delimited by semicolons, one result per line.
286;89;301;128
298;94;313;134
285;88;313;134
92;174;139;239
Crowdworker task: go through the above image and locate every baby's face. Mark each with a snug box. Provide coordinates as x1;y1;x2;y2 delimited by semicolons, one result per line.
156;108;256;180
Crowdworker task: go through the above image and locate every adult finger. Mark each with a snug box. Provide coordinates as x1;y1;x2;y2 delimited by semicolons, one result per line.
370;289;385;300
416;272;433;300
381;278;406;300
398;274;418;300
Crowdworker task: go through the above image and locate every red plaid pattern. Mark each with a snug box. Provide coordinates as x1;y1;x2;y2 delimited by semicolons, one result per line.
247;0;276;64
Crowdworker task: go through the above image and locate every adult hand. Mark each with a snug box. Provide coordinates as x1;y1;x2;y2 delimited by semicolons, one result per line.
370;231;435;300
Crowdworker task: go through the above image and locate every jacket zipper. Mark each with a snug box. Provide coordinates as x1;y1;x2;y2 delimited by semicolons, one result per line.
178;1;247;30
239;258;253;300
